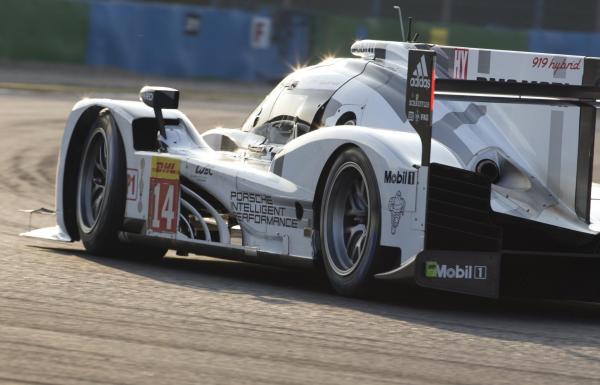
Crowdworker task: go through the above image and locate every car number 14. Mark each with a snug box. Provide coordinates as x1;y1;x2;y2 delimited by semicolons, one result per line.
148;179;180;233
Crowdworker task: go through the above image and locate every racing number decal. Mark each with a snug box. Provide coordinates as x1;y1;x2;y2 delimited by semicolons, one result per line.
148;157;180;234
150;181;178;232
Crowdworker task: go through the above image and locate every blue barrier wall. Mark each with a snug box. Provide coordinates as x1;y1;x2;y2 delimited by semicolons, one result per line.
529;30;600;56
85;0;600;81
86;1;309;81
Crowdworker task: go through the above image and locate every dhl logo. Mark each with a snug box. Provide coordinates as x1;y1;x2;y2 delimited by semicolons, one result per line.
156;162;176;174
151;157;180;180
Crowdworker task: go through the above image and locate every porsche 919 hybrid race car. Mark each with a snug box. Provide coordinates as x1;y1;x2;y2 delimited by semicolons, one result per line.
24;39;600;300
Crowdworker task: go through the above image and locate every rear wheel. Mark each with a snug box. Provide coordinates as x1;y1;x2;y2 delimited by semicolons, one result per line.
76;110;167;258
320;147;381;296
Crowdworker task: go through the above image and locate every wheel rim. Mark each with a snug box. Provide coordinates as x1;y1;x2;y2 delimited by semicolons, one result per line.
78;129;108;232
323;162;370;276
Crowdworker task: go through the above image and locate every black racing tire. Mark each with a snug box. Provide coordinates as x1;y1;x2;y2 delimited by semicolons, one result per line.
319;147;381;297
76;110;167;259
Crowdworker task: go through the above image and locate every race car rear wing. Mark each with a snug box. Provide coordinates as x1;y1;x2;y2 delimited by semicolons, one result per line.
435;79;600;101
434;75;600;222
392;43;600;223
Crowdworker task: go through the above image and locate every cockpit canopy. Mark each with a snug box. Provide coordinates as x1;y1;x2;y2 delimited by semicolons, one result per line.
250;117;311;146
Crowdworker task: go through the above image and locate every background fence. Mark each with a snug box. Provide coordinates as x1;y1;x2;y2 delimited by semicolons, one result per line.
2;0;600;81
0;0;89;63
86;2;309;80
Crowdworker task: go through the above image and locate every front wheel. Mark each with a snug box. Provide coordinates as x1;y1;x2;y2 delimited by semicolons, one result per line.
320;147;381;296
76;110;167;259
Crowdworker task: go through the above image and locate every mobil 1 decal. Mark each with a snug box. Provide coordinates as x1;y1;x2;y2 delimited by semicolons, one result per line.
415;251;500;298
406;49;435;165
148;157;180;234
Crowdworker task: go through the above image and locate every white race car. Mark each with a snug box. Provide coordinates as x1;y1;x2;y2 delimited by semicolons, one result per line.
24;40;600;300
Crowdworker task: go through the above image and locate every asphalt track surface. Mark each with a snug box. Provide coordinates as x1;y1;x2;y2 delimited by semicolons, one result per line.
1;89;600;385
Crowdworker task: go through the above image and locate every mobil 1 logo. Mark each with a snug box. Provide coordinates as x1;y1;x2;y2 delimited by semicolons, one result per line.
415;251;500;298
405;49;435;131
425;262;487;280
384;169;416;185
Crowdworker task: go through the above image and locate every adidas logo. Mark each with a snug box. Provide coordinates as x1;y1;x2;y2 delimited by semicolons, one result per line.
409;55;431;89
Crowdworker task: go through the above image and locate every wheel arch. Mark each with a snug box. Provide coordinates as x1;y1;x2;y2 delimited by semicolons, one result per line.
61;106;129;241
56;97;196;241
60;105;106;240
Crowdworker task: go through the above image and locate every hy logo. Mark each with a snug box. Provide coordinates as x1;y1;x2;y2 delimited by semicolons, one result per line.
410;55;431;89
425;261;487;280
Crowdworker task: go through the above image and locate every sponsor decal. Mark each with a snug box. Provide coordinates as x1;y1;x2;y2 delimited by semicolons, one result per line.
127;169;138;201
384;170;416;185
193;166;213;182
453;48;469;80
532;56;582;74
388;191;406;235
351;41;377;59
148;157;180;234
407;110;431;124
231;192;298;228
151;157;179;180
405;50;435;133
416;252;499;297
195;166;213;176
425;261;488;280
409;55;432;89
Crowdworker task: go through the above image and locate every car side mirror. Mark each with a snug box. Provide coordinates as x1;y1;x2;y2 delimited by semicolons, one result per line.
139;86;179;109
139;86;180;140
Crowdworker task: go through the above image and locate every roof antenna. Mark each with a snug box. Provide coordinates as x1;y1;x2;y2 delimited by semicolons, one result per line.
393;5;406;42
407;16;413;43
408;17;420;41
